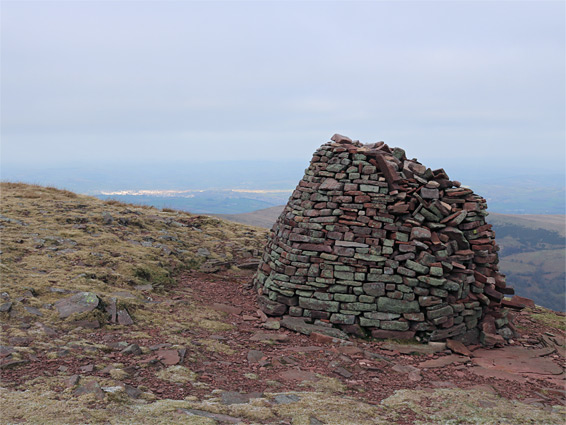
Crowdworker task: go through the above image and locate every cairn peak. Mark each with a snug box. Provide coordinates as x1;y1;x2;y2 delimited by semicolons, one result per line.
253;135;517;346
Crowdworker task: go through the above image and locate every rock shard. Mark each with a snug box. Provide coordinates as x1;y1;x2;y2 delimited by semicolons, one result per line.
253;135;516;345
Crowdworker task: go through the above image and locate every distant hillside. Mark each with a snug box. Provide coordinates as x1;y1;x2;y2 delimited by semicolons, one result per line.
489;213;566;237
214;205;284;228
488;213;565;312
5;160;564;213
218;206;565;312
96;190;291;215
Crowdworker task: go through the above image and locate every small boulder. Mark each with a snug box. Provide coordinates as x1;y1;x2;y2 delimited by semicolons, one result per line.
117;309;134;325
121;344;142;356
156;349;180;365
247;350;264;364
221;391;263;405
446;339;473;357
274;394;301;404
74;380;105;399
0;302;12;313
124;384;142;399
65;374;80;388
510;295;535;308
54;292;100;318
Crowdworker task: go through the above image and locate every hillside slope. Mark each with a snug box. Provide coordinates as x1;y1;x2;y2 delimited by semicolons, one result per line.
489;213;566;237
0;182;268;331
214;206;284;229
0;183;564;424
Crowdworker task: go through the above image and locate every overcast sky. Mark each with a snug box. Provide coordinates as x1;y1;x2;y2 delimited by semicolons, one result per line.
1;0;564;170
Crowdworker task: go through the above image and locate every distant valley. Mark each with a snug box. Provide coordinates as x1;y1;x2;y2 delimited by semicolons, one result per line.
95;189;293;215
3;159;565;214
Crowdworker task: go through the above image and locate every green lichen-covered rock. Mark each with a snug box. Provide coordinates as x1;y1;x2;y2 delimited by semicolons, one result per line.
378;298;420;314
54;292;100;318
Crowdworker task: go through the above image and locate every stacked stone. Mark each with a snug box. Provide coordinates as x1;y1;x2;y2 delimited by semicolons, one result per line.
253;134;516;346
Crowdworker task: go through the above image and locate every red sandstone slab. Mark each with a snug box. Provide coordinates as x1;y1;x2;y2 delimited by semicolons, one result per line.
297;243;332;253
418;355;470;368
374;153;401;185
510;295;535;308
310;332;344;345
282;346;325;353
446;339;473;357
371;330;416;340
463;202;480;211
499;287;515;295
472;346;564;376
330;133;352;144
484;285;504;302
501;298;526;310
249;332;289;342
469;238;493;245
319;178;342;190
156;349;180;365
469;365;527;383
430;233;441;245
211;303;243;315
474;271;489;284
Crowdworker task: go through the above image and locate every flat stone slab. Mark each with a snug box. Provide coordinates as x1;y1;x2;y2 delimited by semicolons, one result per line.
247;349;264;364
469;366;527;383
211;303;242;315
273;394;301;404
221;391;263;405
249;332;289;342
472;346;564;376
418;355;470;368
0;359;29;369
392;363;422;381
282;346;325;353
446;339;473;357
73;380;105;399
279;368;318;382
54;292;100;318
280;316;348;340
117;309;134;325
383;342;446;355
156;349;180;365
180;409;242;423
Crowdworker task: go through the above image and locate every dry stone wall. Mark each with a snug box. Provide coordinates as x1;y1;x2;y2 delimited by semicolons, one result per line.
253;134;516;346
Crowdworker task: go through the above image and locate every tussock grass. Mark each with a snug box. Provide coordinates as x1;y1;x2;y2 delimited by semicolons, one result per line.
530;309;566;331
0;182;267;331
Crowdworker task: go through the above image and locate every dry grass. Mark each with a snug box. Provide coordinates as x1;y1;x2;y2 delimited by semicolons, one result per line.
0;182;267;331
530;309;566;331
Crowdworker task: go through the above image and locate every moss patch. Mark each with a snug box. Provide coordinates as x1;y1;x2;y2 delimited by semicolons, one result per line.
530;310;566;331
156;365;198;384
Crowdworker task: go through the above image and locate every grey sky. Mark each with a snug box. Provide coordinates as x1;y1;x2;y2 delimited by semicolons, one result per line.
1;0;564;169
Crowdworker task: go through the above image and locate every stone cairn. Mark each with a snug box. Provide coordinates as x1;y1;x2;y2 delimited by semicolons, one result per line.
253;134;518;346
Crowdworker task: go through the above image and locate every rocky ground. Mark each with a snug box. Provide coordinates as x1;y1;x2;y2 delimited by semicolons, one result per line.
1;183;565;424
2;268;565;424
